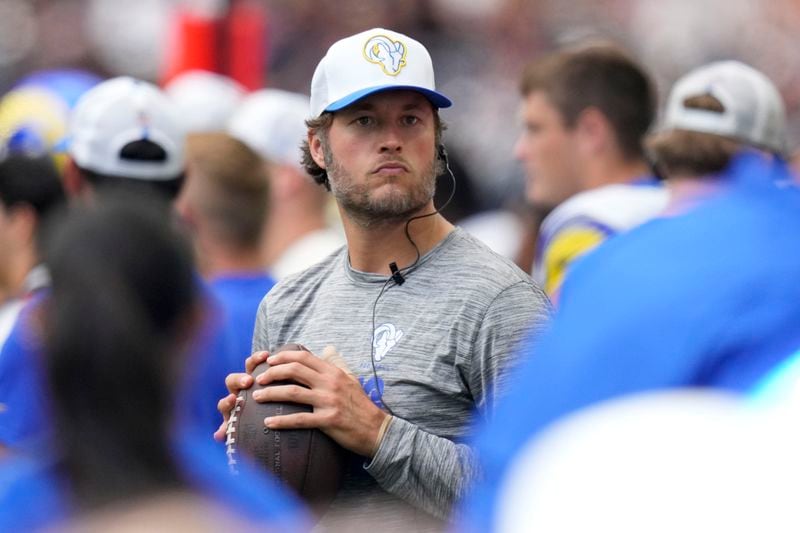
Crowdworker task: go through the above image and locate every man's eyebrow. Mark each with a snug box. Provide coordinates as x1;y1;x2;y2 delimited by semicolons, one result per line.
340;100;428;114
401;102;426;111
341;102;375;113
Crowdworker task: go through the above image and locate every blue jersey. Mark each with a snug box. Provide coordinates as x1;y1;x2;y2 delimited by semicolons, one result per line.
0;425;311;531
0;455;66;531
0;296;51;449
0;280;245;449
209;272;276;371
462;153;800;532
188;272;276;435
749;348;800;406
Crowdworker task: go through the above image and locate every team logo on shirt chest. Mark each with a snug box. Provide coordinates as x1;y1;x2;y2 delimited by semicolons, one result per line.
373;323;403;361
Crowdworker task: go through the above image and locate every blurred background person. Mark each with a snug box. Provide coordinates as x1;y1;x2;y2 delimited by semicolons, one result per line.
179;131;270;282
61;76;185;201
515;43;667;301
0;68;98;346
0;195;309;531
176;131;276;424
227;88;344;280
0;154;64;348
652;61;788;212
461;61;800;532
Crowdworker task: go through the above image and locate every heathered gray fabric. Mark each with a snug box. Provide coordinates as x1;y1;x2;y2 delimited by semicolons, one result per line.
252;227;551;531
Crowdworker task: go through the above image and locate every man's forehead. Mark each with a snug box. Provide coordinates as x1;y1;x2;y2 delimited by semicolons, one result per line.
520;90;563;120
338;90;433;113
523;90;557;110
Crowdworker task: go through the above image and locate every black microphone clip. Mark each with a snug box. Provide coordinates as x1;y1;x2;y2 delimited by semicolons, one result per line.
389;262;405;285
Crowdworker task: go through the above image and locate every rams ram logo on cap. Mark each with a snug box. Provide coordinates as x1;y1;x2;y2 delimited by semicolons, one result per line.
363;35;407;76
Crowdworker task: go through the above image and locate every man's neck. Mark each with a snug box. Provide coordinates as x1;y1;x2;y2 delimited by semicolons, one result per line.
583;157;651;190
341;205;454;275
6;245;36;298
663;175;723;216
201;244;267;279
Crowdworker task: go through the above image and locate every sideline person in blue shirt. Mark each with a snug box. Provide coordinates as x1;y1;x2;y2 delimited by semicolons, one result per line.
177;132;278;433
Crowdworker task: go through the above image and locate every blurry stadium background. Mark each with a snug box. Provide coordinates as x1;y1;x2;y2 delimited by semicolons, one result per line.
0;0;797;211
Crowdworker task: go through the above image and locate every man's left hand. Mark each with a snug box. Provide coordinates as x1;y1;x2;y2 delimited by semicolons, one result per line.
252;347;389;458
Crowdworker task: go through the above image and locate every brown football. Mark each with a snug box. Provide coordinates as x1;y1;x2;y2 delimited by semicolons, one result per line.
226;343;347;511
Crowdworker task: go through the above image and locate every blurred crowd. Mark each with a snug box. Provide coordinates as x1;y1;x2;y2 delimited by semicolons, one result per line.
3;0;800;207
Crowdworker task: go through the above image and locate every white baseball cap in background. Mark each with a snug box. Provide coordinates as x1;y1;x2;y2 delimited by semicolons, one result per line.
164;70;246;133
68;76;186;180
310;27;452;117
228;89;309;171
662;60;787;156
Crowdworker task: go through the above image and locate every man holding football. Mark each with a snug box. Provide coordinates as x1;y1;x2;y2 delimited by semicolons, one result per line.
215;27;550;529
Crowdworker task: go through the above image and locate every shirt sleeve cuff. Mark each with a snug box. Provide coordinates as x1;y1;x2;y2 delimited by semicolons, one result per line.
363;414;409;476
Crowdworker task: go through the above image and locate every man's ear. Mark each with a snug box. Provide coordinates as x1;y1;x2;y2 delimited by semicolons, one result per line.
8;203;37;245
173;181;194;228
308;130;327;169
271;162;303;202
575;107;612;155
63;159;86;197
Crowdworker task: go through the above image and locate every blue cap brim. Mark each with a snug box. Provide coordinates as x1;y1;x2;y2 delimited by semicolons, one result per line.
325;85;452;112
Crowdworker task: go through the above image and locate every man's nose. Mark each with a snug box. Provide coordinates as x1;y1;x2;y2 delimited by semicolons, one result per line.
379;125;403;153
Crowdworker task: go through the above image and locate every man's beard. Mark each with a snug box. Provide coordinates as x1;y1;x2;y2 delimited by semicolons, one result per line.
325;148;439;228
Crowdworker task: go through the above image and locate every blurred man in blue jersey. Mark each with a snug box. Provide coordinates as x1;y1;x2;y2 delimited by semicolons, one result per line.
461;61;800;531
0;155;65;348
177;131;276;432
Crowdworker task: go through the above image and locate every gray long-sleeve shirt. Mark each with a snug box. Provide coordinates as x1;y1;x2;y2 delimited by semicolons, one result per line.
252;228;550;530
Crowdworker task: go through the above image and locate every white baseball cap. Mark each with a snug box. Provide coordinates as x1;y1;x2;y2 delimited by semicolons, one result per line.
165;70;246;133
68;76;186;180
662;61;787;156
228;89;309;170
310;28;452;118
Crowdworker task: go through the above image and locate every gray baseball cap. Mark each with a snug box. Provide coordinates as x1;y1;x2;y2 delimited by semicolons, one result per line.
661;61;787;156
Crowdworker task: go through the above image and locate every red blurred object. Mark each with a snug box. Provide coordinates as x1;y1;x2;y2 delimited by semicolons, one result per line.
226;0;267;90
161;0;267;90
161;10;219;86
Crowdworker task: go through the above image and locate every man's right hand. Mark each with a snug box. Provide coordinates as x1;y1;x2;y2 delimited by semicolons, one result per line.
213;350;270;441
